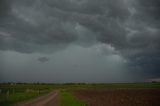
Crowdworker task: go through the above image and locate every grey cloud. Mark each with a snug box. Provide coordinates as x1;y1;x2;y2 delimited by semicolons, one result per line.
125;0;160;76
37;57;49;63
0;0;131;53
0;0;10;18
0;45;130;83
136;0;160;22
0;0;160;82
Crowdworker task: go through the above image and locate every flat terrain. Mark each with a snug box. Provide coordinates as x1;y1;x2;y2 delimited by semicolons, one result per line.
14;91;59;106
75;89;160;106
1;83;160;106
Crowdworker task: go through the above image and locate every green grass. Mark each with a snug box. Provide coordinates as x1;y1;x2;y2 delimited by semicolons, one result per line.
0;92;42;106
60;90;85;106
0;84;55;106
84;83;160;89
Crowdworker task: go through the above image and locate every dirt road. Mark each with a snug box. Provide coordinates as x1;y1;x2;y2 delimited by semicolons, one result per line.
14;91;60;106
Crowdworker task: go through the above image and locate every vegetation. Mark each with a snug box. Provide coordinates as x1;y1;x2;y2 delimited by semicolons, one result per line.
0;82;160;106
60;90;85;106
0;84;54;106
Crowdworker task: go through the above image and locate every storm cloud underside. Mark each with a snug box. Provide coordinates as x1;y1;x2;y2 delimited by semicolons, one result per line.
0;0;160;82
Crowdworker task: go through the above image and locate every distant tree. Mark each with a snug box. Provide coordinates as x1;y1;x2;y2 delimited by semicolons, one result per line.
152;81;157;83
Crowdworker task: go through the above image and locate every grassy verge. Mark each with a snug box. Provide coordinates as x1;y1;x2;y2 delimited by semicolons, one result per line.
0;84;54;106
60;90;85;106
0;92;43;106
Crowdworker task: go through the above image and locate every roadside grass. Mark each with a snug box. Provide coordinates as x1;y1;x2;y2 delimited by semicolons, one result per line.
0;92;42;106
0;84;54;106
60;90;85;106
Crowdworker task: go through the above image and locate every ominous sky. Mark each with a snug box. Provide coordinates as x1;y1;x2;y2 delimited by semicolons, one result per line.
0;0;160;83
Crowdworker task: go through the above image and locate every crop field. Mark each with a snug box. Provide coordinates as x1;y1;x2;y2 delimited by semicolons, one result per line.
0;83;160;106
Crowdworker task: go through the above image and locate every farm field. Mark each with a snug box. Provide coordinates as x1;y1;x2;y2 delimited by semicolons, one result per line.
72;83;160;106
0;83;160;106
74;89;160;106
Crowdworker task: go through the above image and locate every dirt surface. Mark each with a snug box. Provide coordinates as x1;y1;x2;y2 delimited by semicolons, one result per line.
75;89;160;106
14;91;60;106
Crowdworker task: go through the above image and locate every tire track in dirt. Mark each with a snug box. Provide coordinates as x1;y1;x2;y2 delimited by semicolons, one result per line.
14;91;60;106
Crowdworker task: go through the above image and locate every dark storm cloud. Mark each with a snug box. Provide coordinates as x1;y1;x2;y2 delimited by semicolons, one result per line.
0;0;10;17
0;0;160;81
0;0;131;53
37;57;49;63
136;0;160;24
123;0;160;77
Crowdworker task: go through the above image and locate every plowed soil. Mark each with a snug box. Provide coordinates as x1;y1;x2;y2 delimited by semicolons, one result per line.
75;89;160;106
